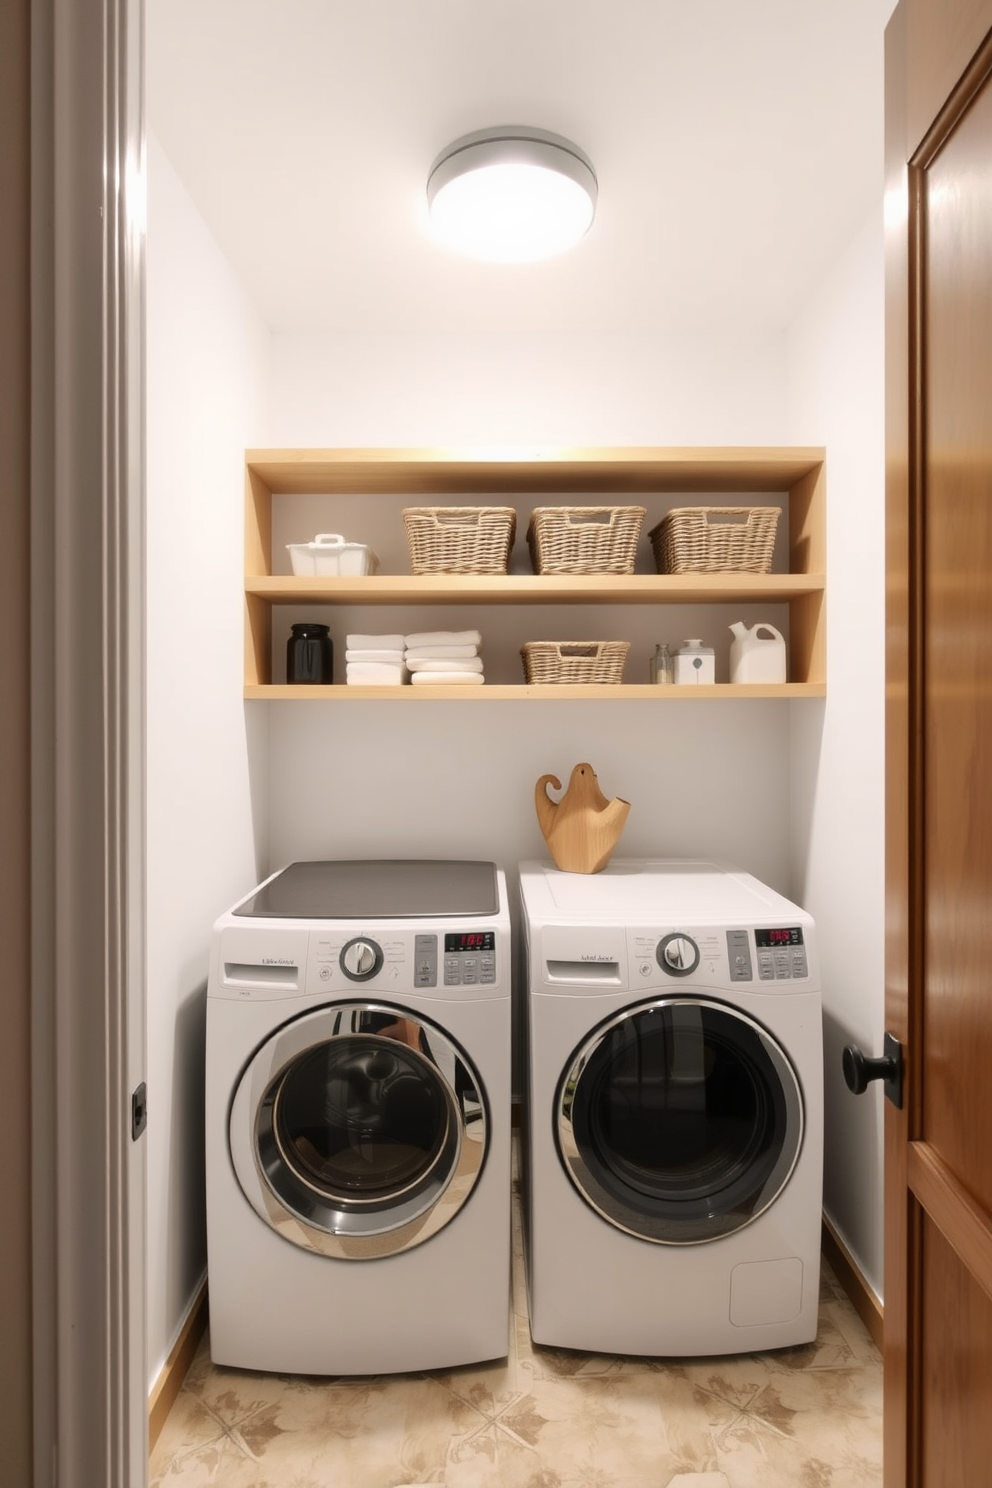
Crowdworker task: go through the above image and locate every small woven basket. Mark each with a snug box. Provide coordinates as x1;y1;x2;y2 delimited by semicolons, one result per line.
649;506;781;574
402;506;516;574
521;640;630;685
527;506;646;575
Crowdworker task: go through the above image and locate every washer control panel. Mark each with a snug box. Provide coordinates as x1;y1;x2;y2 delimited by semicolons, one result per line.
752;926;808;981
304;927;499;991
443;931;497;988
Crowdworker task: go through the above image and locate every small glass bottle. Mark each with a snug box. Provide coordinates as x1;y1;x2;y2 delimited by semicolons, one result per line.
652;643;674;685
287;622;333;684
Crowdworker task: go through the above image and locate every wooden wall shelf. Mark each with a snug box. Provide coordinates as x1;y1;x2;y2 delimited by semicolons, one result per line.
243;446;827;699
246;682;826;701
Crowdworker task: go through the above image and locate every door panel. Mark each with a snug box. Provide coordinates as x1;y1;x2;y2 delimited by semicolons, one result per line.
886;4;992;1485
920;1218;992;1486
924;79;992;1219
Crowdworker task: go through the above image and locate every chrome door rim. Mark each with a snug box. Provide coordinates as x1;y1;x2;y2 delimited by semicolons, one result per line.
556;996;804;1246
230;1001;487;1259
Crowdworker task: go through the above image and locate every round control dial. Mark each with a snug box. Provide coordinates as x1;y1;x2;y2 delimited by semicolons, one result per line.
656;932;700;977
340;937;384;982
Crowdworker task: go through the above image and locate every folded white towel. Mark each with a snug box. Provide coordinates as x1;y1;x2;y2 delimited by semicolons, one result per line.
345;648;405;663
405;630;482;649
403;643;480;659
407;656;484;673
410;670;484;685
346;634;406;651
346;662;406;685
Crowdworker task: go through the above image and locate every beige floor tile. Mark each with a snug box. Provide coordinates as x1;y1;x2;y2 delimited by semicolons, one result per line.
153;1148;882;1488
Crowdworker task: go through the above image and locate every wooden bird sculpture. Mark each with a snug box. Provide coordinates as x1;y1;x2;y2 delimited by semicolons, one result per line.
534;762;631;874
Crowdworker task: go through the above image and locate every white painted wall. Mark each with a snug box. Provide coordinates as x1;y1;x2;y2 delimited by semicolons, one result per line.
145;133;272;1385
268;329;788;449
786;208;887;1299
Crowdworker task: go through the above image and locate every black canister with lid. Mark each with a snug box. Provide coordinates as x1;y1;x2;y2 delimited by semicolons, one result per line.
287;622;333;684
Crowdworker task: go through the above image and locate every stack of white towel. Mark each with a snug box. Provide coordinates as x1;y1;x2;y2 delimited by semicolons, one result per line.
405;629;485;685
345;633;406;686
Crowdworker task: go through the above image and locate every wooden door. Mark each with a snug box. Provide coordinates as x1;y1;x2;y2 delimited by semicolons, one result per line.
885;2;992;1484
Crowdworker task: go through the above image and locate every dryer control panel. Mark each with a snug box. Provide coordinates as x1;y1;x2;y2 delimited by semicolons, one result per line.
624;924;810;988
722;926;810;983
751;926;809;981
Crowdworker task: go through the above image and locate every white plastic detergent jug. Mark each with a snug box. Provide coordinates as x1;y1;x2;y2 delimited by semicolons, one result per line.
728;621;787;684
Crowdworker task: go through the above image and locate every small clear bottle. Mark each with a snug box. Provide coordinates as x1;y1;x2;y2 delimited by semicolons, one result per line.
652;643;674;685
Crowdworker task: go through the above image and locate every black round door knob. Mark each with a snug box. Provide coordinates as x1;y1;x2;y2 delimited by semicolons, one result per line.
842;1042;900;1099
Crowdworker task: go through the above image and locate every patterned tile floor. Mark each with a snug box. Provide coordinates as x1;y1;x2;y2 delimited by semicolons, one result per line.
151;1158;882;1488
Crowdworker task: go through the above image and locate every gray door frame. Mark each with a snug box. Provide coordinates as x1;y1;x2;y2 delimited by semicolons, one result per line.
31;0;147;1482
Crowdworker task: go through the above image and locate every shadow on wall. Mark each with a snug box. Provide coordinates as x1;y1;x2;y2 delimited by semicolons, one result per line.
168;971;209;1312
788;698;826;906
820;1005;884;1300
244;701;271;883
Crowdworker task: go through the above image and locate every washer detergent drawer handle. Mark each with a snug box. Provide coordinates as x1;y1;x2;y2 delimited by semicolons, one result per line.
546;959;621;984
224;961;298;989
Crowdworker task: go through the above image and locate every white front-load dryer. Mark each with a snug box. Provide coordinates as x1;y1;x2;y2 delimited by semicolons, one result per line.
519;858;823;1357
206;858;511;1375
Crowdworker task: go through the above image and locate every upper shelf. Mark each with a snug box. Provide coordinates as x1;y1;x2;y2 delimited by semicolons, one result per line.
243;445;827;696
245;573;824;605
245;445;826;498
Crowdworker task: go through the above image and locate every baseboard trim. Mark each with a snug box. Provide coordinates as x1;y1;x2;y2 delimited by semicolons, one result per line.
821;1214;883;1353
148;1280;209;1451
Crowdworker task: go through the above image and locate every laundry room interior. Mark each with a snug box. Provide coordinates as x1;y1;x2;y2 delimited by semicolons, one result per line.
144;0;890;1475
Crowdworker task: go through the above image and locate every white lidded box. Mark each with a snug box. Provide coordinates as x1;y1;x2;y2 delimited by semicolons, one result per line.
674;638;715;684
286;533;379;577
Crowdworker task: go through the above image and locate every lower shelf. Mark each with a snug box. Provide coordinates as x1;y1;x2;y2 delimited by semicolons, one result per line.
245;683;826;700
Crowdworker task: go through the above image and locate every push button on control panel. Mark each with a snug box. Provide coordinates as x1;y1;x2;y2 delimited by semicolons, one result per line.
726;929;753;982
414;934;438;988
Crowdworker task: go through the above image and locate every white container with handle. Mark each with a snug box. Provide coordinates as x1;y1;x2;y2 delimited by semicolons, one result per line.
729;621;787;684
286;533;379;577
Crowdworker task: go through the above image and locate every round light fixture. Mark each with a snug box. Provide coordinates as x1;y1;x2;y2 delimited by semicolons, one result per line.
426;126;597;263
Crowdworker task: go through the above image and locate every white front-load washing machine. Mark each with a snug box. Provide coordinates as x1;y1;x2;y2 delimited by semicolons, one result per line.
206;858;512;1375
519;858;823;1357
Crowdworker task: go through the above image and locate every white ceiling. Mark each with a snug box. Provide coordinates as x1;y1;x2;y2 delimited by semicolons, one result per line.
146;0;897;337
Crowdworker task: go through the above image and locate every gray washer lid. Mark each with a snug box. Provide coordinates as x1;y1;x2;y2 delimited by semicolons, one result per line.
233;859;500;920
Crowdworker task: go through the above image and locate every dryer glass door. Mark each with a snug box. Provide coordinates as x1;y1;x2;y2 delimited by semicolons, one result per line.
557;997;803;1244
230;1003;487;1258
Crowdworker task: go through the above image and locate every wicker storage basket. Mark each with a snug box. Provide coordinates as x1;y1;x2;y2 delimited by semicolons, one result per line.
527;506;646;575
649;506;781;575
402;506;516;574
521;640;630;685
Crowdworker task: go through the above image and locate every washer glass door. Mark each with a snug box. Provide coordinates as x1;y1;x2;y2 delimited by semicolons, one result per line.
557;997;803;1244
231;1003;487;1258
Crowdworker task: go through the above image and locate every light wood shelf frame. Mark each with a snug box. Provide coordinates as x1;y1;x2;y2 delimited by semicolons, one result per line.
244;446;826;699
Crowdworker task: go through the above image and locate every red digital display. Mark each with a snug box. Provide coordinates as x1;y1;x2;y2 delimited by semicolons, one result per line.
445;931;495;953
755;927;803;948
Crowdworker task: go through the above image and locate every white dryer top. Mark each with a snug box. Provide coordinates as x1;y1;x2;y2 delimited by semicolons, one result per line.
517;858;811;927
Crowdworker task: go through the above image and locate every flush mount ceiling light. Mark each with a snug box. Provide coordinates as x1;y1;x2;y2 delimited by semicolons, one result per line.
427;126;597;263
